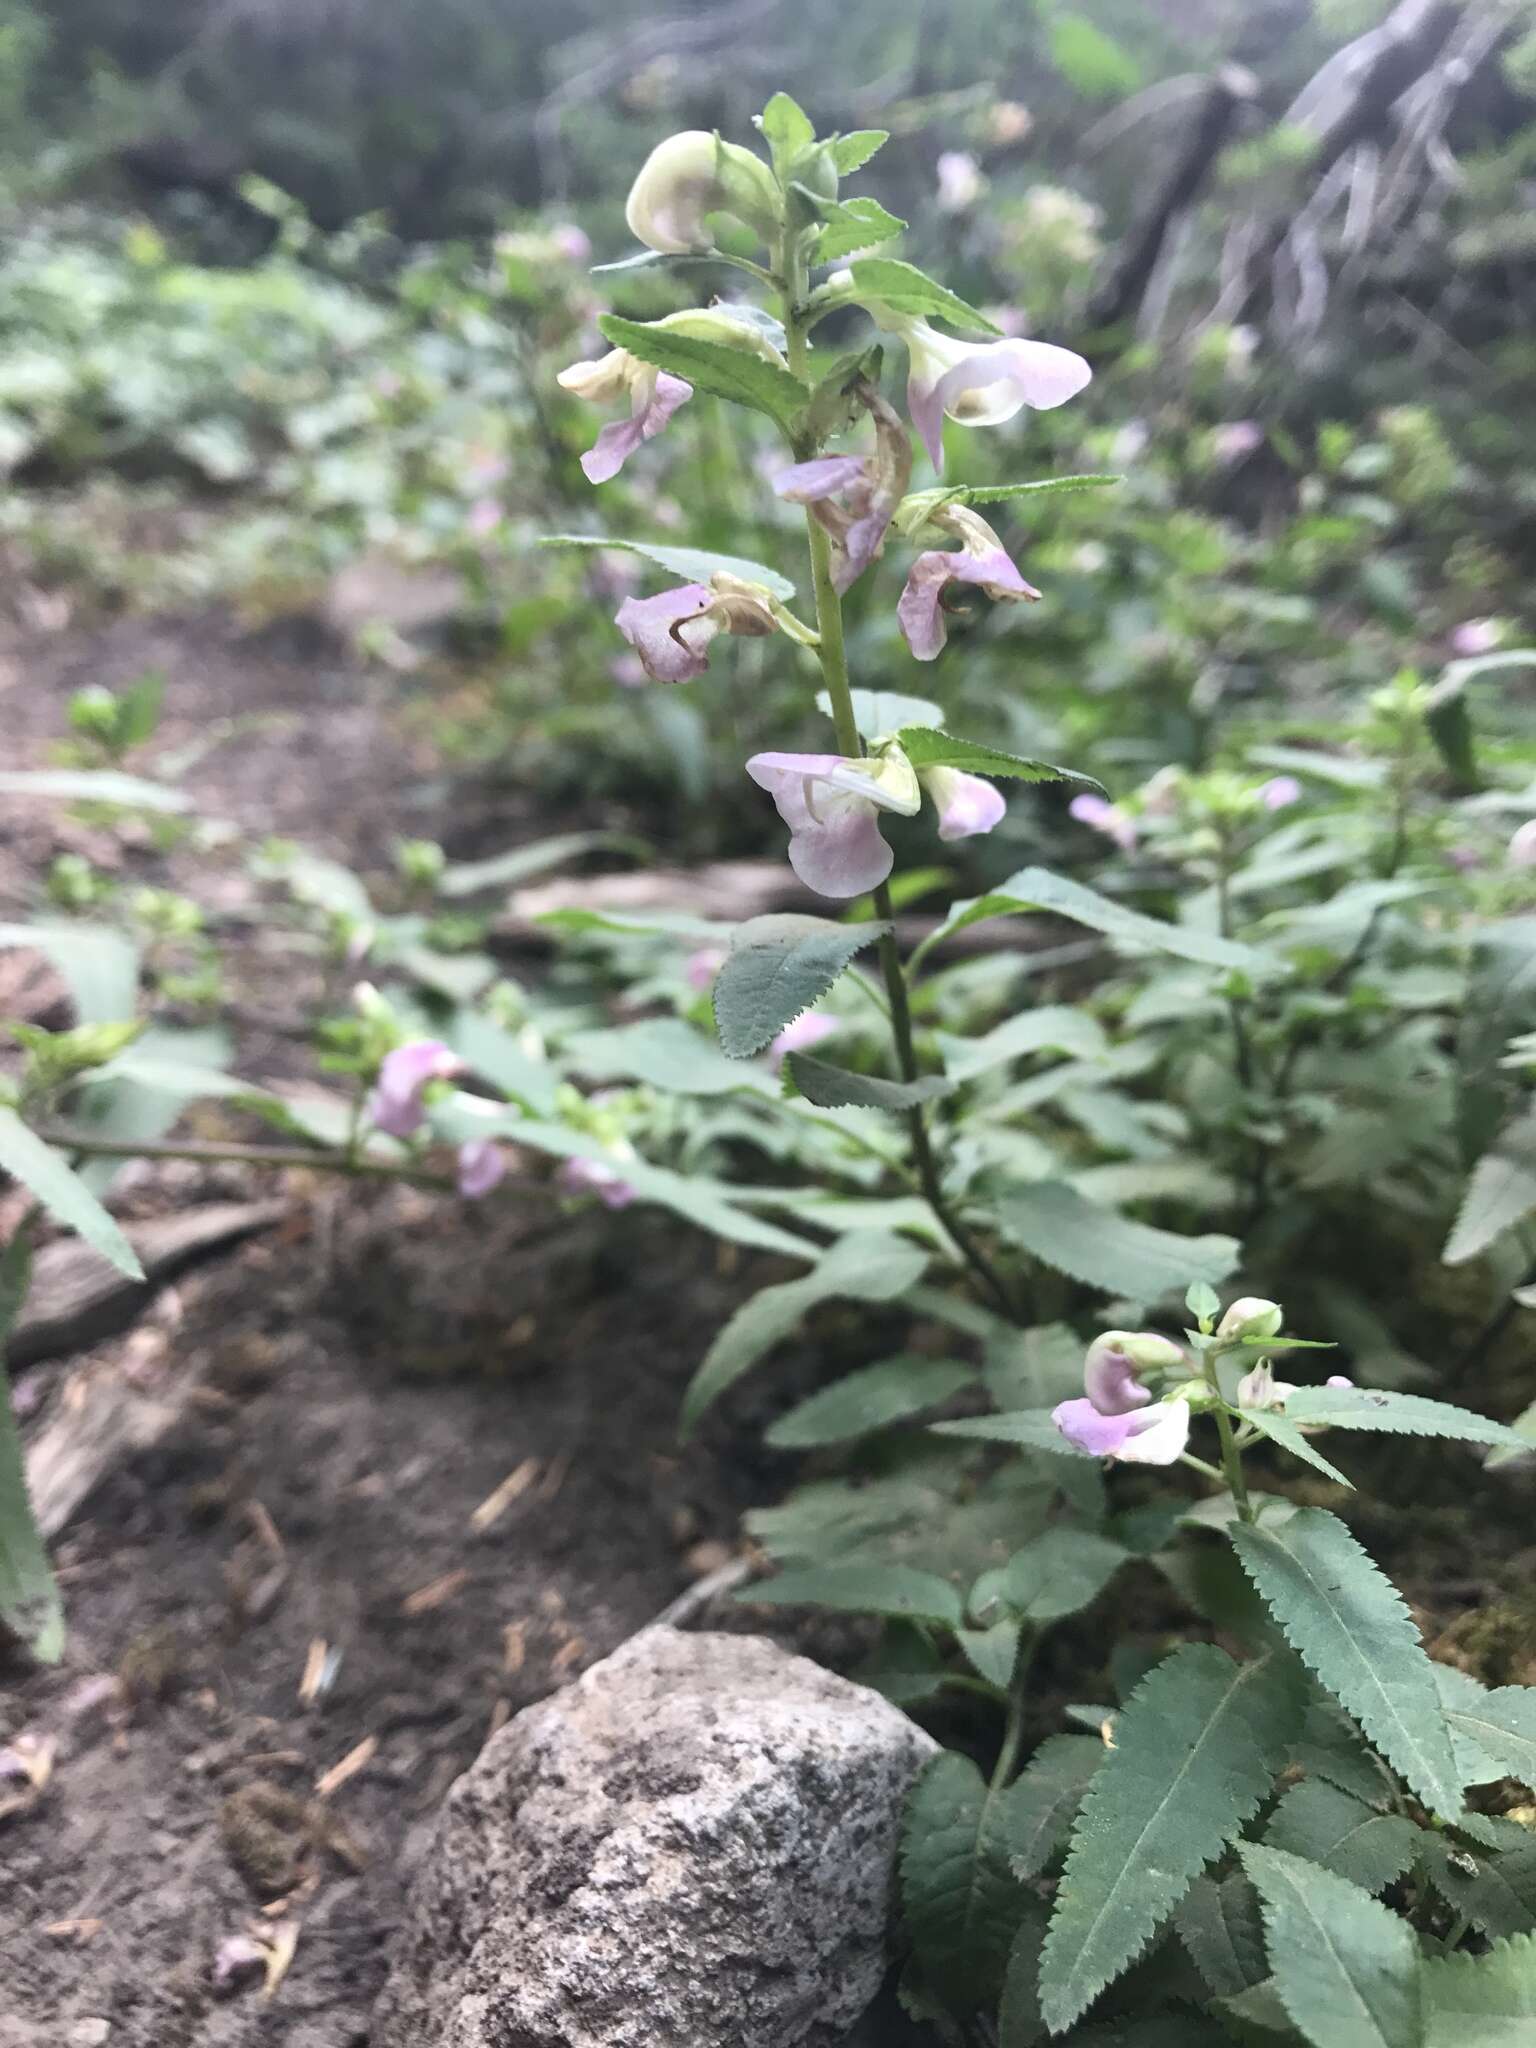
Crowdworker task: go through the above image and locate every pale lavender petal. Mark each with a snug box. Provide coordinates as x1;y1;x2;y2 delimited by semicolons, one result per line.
609;653;649;689
1083;1341;1152;1417
770;1012;838;1064
744;751;847;833
1070;792;1137;854
1451;617;1499;657
934;337;1093;421
897;550;959;660
581;372;692;484
906;373;947;473
926;767;1006;842
838;501;891;593
1053;1398;1140;1456
1212;420;1263;463
457;1138;506;1198
615;583;715;683
1261;775;1302;811
951;545;1037;603
1325;1374;1354;1389
558;1156;637;1209
685;946;725;990
369;1040;459;1138
1112;1400;1192;1465
745;752;899;897
772;455;867;503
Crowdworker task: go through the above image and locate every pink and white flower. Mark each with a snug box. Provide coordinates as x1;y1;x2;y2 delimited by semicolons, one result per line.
1451;617;1501;658
368;1041;462;1139
770;1011;838;1066
878;310;1091;472
936;150;985;213
770;384;912;595
896;504;1040;660
557;348;693;484
1260;775;1302;811
745;749;921;898
923;766;1007;841
615;574;779;683
558;1155;637;1209
457;1138;506;1198
1069;792;1137;853
1509;819;1536;870
1053;1330;1190;1464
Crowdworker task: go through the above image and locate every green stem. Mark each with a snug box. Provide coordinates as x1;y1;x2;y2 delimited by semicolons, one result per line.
1211;1398;1255;1522
777;238;1018;1324
40;1127;461;1192
992;1627;1037;1791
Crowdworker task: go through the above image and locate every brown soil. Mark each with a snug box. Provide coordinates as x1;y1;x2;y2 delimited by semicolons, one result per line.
0;608;769;2046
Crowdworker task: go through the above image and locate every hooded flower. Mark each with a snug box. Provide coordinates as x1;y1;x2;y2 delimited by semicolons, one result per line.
923;766;1007;841
368;1040;462;1139
624;131;778;254
457;1138;506;1198
896;503;1040;660
1069;792;1137;853
876;308;1092;472
557;349;692;484
771;384;912;594
746;748;921;897
1053;1329;1190;1464
615;573;780;683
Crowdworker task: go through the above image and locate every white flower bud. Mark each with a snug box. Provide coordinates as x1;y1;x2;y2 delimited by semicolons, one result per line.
1217;1296;1284;1342
624;131;778;254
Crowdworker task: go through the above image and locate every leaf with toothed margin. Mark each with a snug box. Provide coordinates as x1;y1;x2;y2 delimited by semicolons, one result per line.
1229;1508;1463;1816
713;914;890;1059
1423;1929;1536;2042
784;1052;951;1112
893;728;1104;790
847;257;1001;335
597;311;810;430
1037;1645;1305;2032
1240;1843;1423;2048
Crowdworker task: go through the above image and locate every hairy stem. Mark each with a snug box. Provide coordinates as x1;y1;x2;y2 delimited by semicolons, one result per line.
1210;1386;1255;1522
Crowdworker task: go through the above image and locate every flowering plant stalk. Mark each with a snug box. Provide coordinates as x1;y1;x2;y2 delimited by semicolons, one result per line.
555;98;1536;2041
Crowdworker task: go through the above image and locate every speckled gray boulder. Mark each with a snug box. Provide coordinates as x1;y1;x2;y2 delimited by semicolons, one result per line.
372;1625;938;2048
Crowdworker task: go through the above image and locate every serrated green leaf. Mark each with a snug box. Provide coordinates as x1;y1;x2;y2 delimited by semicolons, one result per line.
1239;1843;1423;2048
816;195;907;261
766;1354;973;1448
758;90;814;161
540;532;794;600
681;1229;927;1431
932;1406;1098;1456
1240;1406;1355;1488
1229;1509;1462;1816
1039;1645;1305;2031
0;769;189;812
1422;1931;1536;2044
903;1750;1029;2012
0;1230;63;1661
784;1052;949;1112
998;1902;1048;2046
857;1620;947;1707
1444;1109;1536;1264
1265;1780;1419;1894
1177;1871;1268;1998
0;922;139;1025
741;1561;963;1628
0;1109;143;1281
1005;1734;1105;1880
1000;1526;1129;1626
994;1179;1240;1300
1418;1831;1536;1938
1281;1385;1529;1451
1444;1687;1536;1790
1293;1701;1394;1805
893;727;1101;789
713;913;889;1058
848;257;1001;335
978;866;1280;975
598;311;809;430
831;128;888;173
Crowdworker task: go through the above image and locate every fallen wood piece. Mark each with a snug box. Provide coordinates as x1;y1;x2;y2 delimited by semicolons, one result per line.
10;1200;287;1368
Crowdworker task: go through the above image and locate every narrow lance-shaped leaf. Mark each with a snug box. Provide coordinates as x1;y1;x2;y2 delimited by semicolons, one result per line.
765;1355;974;1449
738;1562;963;1629
784;1053;950;1113
0;1230;63;1661
902;1750;1030;2014
1229;1508;1463;1816
0;1109;143;1282
1239;1843;1423;2048
1443;1108;1536;1265
894;727;1104;790
1038;1645;1305;2031
1280;1384;1531;1452
994;1178;1240;1300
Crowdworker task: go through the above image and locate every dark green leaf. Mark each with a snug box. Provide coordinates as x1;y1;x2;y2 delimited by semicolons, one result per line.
1000;1526;1129;1626
0;1109;143;1281
1281;1385;1529;1451
1422;1930;1536;2044
713;913;890;1058
894;728;1101;789
766;1354;974;1448
847;257;1001;335
1177;1872;1267;1998
979;866;1279;975
1005;1734;1105;1880
1444;1109;1536;1264
681;1229;927;1431
1230;1509;1463;1815
785;1052;950;1112
1239;1843;1423;2048
741;1562;963;1628
999;1903;1049;2046
1265;1779;1419;1893
1039;1646;1305;2030
994;1179;1240;1300
1240;1406;1355;1488
0;922;139;1025
1443;1687;1536;1790
599;312;810;430
903;1750;1029;2012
